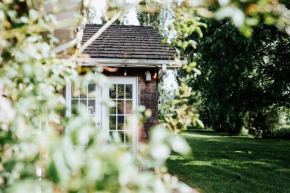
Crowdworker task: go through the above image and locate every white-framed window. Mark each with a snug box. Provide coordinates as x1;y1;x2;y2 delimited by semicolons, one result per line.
65;77;138;154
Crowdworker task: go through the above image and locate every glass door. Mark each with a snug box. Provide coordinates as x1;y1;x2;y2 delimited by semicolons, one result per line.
102;77;138;153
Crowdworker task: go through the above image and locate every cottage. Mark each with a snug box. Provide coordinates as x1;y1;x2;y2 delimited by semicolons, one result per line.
65;24;178;152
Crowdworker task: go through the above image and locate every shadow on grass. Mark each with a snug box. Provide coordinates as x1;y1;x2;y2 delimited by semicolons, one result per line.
167;131;290;193
187;129;231;136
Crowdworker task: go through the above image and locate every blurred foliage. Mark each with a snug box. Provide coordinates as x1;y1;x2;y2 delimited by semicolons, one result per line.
1;0;290;192
0;0;192;192
158;81;202;134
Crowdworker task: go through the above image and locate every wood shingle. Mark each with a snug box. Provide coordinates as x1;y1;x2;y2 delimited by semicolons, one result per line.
82;24;177;60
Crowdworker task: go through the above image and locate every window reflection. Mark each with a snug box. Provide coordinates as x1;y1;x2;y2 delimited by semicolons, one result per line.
109;116;116;130
110;84;116;99
126;100;132;114
117;101;125;114
126;84;132;99
117;116;125;130
88;100;95;114
118;84;124;99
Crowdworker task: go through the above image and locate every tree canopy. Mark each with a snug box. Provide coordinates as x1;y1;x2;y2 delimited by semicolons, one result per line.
184;9;290;136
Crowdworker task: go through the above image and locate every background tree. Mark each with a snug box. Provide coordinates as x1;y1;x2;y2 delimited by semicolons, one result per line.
185;11;290;136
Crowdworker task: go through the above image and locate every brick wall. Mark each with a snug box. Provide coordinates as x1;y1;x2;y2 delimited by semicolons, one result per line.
104;67;158;142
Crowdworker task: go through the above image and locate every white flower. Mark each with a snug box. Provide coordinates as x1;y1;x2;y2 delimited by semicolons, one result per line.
189;0;204;7
232;9;245;27
151;127;169;144
218;0;230;6
171;136;191;155
0;96;15;124
151;144;171;160
286;26;290;35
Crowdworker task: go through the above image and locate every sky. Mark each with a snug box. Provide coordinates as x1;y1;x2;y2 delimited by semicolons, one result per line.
164;70;178;89
90;0;140;25
90;0;107;24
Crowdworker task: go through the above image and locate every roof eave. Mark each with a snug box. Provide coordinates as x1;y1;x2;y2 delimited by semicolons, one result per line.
76;58;183;69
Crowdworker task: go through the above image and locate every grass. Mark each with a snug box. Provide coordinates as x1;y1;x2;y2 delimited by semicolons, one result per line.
167;129;290;193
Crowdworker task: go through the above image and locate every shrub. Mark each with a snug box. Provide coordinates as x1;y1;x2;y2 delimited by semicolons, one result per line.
268;126;290;140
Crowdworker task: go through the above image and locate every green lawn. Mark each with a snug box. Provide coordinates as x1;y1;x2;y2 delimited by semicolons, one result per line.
167;130;290;193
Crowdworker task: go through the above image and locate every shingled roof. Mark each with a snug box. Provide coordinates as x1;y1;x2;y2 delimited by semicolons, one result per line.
82;24;177;60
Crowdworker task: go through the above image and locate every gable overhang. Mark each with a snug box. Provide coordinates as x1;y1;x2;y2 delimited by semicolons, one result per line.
76;58;182;69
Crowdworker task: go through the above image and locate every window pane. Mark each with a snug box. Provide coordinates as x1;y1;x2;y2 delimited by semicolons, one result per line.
88;84;95;98
80;100;87;107
126;100;132;114
109;100;116;114
80;93;86;99
72;100;78;109
125;84;132;99
109;131;116;138
118;131;125;143
109;84;116;99
118;84;124;99
109;116;116;130
88;100;95;114
71;85;78;98
80;85;87;99
117;115;125;130
117;101;125;114
110;131;125;143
